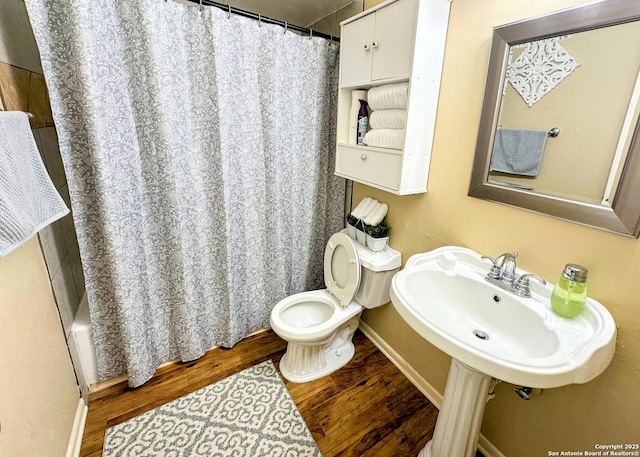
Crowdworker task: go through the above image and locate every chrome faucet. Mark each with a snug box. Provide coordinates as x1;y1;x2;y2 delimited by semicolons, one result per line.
481;251;546;297
481;251;518;284
499;252;517;285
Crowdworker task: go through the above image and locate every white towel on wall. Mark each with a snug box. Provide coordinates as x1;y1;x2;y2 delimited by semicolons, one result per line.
367;82;409;110
369;109;407;130
363;128;406;150
0;111;69;256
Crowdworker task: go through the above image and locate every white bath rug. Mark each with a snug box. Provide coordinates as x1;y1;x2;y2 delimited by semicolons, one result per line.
103;361;322;456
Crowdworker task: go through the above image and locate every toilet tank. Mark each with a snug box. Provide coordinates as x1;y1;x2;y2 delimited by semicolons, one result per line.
353;242;402;309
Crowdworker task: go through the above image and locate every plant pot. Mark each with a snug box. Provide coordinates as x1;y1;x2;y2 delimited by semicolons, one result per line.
346;224;356;239
366;235;389;252
355;228;367;246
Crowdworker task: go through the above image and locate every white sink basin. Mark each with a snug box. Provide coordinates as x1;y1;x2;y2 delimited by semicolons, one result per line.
390;246;617;388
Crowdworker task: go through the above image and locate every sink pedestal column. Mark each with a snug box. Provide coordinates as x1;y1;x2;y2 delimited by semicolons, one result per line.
419;358;493;457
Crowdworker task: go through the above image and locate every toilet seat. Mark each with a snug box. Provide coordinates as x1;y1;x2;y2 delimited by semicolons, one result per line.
270;291;362;343
324;233;361;307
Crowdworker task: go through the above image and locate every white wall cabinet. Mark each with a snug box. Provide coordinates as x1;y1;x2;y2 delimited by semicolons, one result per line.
340;0;416;87
335;0;451;195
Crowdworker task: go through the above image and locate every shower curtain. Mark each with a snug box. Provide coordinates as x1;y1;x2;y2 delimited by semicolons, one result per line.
25;0;344;387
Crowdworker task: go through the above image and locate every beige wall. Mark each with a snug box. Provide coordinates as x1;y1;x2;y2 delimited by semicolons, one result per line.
0;239;80;457
357;0;640;455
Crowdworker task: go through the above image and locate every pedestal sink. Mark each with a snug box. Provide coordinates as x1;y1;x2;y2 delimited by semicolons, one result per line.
389;246;616;457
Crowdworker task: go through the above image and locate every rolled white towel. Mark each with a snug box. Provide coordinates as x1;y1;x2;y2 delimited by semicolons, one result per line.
360;201;381;225
367;82;409;110
369;109;407;130
363;129;406;150
358;199;379;222
351;197;372;219
363;203;388;226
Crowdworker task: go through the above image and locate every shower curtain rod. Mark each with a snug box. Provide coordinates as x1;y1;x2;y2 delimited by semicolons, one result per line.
185;0;341;42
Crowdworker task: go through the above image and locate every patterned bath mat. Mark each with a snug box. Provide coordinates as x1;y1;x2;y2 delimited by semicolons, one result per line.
103;361;322;456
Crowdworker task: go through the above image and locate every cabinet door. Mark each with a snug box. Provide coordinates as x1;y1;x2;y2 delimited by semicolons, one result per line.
371;0;416;81
340;12;376;87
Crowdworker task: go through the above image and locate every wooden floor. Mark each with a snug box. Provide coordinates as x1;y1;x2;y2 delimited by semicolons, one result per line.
80;330;481;456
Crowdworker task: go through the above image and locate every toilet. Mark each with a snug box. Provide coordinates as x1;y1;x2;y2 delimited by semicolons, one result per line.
270;232;401;383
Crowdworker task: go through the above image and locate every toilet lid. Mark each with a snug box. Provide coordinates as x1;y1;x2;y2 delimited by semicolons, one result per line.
324;233;361;307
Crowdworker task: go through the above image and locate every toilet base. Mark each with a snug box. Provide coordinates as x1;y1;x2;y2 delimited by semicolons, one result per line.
279;316;360;383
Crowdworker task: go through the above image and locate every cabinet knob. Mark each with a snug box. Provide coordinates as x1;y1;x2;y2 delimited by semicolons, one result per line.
360;154;367;160
372;42;378;49
363;44;370;52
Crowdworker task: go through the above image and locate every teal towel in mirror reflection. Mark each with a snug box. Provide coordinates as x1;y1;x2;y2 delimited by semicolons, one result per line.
490;128;548;177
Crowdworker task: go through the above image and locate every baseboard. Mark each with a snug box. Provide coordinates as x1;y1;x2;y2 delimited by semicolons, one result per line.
358;321;506;457
65;398;88;457
477;434;507;457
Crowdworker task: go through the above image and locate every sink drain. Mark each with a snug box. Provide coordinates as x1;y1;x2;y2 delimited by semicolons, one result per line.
473;330;489;340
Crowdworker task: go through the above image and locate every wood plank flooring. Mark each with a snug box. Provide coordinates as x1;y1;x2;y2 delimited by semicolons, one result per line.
80;329;481;457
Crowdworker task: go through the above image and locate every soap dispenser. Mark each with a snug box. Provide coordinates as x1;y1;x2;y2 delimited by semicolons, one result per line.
550;263;588;318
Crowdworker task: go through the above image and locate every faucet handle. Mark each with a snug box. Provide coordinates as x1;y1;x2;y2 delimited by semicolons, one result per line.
481;256;502;279
518;273;546;285
514;274;546;297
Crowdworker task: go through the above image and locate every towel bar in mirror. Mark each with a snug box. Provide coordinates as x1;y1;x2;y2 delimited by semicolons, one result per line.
469;0;640;237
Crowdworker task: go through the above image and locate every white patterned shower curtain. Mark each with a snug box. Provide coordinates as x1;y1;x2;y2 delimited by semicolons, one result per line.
25;0;344;387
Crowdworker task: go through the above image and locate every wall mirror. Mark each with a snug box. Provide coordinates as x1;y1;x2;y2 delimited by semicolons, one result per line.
469;0;640;237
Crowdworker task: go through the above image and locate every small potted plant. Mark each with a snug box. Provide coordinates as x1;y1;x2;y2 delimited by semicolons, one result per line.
346;213;358;239
347;213;367;245
365;222;390;252
354;219;368;246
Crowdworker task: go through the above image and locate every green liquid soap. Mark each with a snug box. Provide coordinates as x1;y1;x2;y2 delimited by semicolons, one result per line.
550;278;586;318
550;264;588;318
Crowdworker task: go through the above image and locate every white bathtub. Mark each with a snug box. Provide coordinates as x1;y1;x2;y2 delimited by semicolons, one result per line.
70;296;99;401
